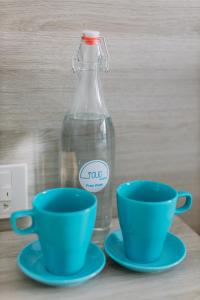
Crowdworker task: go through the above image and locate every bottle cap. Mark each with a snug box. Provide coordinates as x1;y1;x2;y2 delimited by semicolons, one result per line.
82;30;100;45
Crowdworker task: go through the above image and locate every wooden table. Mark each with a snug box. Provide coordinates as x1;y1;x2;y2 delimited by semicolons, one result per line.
0;218;199;300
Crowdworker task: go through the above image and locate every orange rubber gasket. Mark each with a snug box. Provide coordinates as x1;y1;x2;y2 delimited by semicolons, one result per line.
82;35;100;45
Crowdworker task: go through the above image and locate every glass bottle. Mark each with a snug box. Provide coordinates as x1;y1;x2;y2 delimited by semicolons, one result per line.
60;30;115;244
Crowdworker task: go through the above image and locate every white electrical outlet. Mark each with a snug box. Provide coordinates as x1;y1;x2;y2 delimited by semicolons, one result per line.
0;164;28;219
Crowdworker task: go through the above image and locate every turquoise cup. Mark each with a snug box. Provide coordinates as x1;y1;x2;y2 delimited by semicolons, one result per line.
10;188;97;275
117;180;192;263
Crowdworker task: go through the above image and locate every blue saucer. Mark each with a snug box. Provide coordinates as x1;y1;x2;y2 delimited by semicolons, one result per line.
17;240;106;286
104;230;186;273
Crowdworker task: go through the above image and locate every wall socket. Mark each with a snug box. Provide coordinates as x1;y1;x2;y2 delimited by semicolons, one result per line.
0;164;28;219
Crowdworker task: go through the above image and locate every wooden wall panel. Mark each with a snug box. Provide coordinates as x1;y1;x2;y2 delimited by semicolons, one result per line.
0;0;200;232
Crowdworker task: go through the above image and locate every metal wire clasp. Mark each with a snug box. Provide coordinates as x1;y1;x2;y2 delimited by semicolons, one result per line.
99;36;109;72
72;35;109;74
72;43;81;74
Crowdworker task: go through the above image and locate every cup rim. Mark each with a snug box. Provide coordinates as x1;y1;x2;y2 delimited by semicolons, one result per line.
32;187;97;216
117;180;177;205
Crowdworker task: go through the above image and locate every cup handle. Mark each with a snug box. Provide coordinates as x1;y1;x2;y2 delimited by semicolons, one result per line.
10;209;37;235
175;191;192;215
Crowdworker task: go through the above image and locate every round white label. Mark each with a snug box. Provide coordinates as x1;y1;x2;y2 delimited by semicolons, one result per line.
79;160;109;193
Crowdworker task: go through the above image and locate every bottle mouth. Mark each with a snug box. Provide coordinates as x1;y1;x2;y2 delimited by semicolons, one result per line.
82;30;100;45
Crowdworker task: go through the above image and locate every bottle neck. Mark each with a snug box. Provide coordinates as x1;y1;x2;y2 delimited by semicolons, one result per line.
70;62;109;119
70;40;109;119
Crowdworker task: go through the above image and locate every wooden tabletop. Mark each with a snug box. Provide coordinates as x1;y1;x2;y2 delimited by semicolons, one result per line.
0;217;199;300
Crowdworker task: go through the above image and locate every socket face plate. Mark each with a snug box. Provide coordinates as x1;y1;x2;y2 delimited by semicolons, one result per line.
0;164;28;219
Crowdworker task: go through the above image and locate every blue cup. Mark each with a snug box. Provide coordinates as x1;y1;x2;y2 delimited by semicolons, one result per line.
117;180;192;263
10;188;97;275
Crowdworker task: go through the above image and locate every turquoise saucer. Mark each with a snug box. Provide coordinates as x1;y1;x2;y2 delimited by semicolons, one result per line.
104;230;186;273
17;240;106;286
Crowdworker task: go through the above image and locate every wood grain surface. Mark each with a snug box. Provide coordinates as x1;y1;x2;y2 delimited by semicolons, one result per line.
0;217;199;299
0;0;200;232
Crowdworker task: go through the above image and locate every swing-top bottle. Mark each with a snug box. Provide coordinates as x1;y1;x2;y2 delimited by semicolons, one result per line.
60;30;115;243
